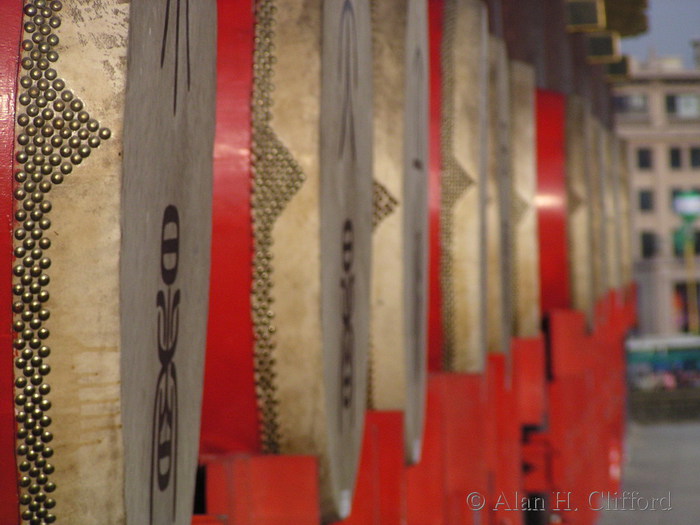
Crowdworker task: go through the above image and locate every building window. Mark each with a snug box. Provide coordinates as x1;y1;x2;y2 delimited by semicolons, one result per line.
671;188;683;209
670;147;683;169
666;93;700;120
640;231;657;259
691;147;700;169
637;147;653;169
614;93;649;115
639;190;654;212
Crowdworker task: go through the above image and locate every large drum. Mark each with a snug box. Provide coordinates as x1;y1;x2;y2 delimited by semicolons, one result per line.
618;138;633;286
566;95;595;320
586;113;608;300
508;59;540;338
202;0;373;521
0;1;217;523
604;131;624;291
486;34;513;355
439;0;488;372
370;0;429;464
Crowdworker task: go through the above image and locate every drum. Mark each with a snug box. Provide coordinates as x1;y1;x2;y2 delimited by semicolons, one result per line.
439;0;488;372
604;131;623;291
565;95;595;321
203;0;373;521
0;1;217;523
587;114;608;300
370;0;429;465
486;34;513;354
508;59;540;338
618;138;633;286
589;118;623;299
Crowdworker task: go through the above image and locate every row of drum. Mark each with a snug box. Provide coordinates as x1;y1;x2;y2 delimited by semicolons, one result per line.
0;0;633;524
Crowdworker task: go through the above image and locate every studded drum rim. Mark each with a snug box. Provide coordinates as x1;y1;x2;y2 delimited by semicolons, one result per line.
250;0;306;453
12;1;111;522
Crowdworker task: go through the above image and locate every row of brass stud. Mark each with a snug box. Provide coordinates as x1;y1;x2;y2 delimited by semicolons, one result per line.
250;0;306;453
13;1;110;523
439;0;461;371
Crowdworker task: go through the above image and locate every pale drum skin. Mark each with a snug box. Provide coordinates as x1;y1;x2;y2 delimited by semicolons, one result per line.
444;0;489;372
509;60;541;339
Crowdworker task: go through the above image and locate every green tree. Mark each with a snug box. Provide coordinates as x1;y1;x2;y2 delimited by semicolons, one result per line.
605;0;649;37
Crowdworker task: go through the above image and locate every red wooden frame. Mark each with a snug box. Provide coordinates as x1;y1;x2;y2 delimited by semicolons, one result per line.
427;0;444;372
536;90;570;314
0;1;22;520
200;0;260;454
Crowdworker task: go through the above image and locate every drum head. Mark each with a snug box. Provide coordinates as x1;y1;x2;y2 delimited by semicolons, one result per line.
370;0;429;466
121;1;217;523
320;0;373;518
402;0;429;464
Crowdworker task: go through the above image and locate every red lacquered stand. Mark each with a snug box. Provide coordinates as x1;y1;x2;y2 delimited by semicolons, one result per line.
406;373;487;525
201;454;319;525
488;354;524;525
334;411;405;525
192;516;227;525
513;337;547;428
192;286;636;525
537;291;633;525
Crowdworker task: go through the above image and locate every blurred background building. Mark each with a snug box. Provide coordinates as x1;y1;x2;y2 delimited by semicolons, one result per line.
614;43;700;334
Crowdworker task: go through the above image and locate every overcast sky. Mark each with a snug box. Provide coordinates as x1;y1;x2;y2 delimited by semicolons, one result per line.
621;0;700;68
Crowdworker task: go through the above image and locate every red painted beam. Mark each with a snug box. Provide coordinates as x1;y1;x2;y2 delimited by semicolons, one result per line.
427;0;444;371
0;1;23;521
200;1;260;454
536;90;570;314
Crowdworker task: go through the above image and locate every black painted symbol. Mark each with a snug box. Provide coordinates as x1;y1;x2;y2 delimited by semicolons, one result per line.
161;0;191;114
408;46;427;385
336;0;359;434
339;219;355;420
150;205;181;523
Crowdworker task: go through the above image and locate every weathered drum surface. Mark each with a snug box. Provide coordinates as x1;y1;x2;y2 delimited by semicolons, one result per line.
618;138;633;286
1;1;217;523
486;34;513;355
370;0;429;465
440;0;488;372
603;131;623;291
587;114;607;300
248;0;372;521
566;95;595;321
508;60;540;338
